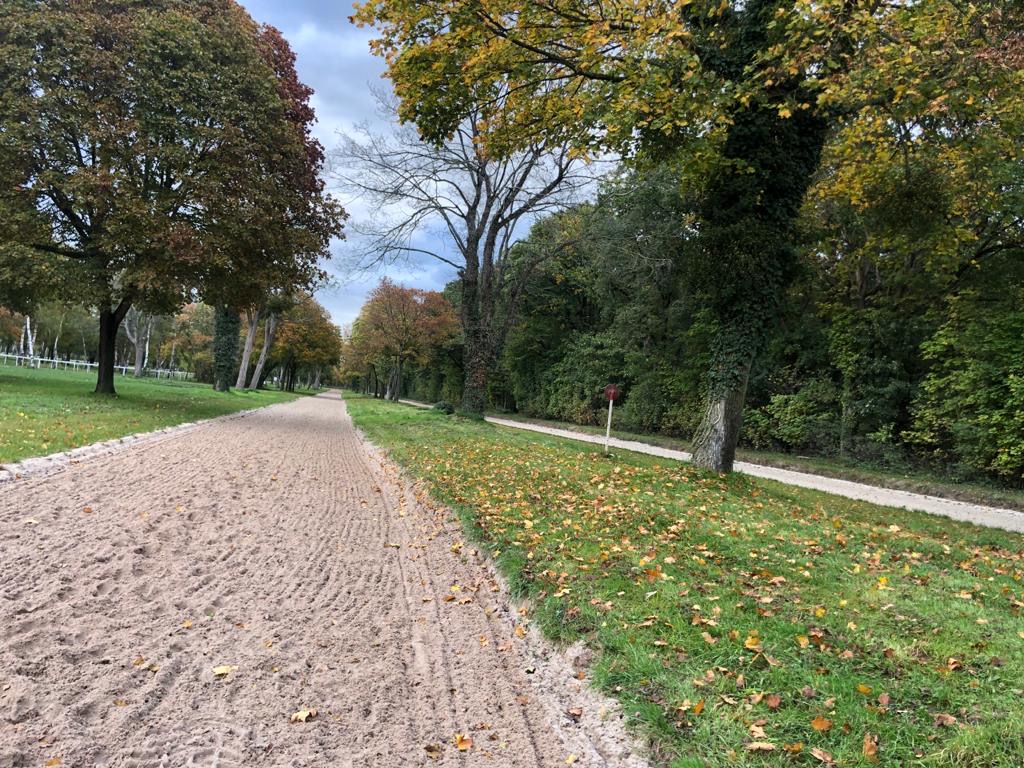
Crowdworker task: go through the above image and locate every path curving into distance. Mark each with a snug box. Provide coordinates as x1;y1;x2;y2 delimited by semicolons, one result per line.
0;392;643;767
400;399;1024;534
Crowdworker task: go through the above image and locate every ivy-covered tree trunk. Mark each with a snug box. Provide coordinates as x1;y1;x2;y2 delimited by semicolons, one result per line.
459;252;492;417
689;98;829;473
213;304;241;392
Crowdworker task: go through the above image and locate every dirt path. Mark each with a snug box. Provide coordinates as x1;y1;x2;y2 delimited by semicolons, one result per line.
0;392;643;767
398;400;1024;533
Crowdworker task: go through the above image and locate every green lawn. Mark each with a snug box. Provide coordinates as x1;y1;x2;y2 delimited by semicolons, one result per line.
347;394;1024;768
488;411;1024;512
0;364;300;464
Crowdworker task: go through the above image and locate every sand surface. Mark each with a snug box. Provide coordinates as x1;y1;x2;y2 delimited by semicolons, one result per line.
0;392;643;767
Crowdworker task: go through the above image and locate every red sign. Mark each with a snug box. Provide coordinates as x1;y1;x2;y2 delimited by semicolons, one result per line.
603;384;620;402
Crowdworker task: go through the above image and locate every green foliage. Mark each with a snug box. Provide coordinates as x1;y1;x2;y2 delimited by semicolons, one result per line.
909;282;1024;481
432;401;455;415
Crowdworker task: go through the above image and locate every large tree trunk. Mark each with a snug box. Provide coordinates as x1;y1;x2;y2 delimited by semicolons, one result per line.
235;307;261;389
459;260;491;416
691;353;752;473
95;296;132;394
247;313;277;390
213;304;241;392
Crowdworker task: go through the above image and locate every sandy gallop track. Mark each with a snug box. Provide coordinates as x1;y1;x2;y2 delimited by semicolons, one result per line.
0;392;642;767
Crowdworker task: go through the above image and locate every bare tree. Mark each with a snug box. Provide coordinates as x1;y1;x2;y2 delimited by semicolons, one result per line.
332;100;591;414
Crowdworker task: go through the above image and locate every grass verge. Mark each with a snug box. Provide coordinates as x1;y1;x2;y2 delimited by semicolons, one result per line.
0;365;300;464
347;394;1024;768
488;411;1024;512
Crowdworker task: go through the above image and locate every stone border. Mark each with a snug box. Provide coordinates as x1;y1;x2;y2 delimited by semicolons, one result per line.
0;404;276;486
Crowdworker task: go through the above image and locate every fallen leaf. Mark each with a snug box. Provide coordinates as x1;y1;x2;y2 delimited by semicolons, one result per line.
424;744;442;759
290;708;318;723
746;742;775;752
863;732;879;762
565;755;578;765
765;694;782;710
44;759;61;767
701;631;716;645
811;715;833;732
514;625;526;638
857;683;873;695
181;619;193;629
783;742;804;755
810;747;835;764
933;713;958;728
454;733;473;751
692;699;705;715
212;665;236;677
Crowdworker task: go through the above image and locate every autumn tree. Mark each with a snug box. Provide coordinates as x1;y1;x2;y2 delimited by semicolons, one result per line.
333;98;588;415
354;0;1018;471
204;24;346;392
349;278;458;400
270;295;344;391
0;0;320;394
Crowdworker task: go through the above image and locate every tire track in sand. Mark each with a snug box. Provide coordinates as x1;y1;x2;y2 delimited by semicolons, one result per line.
0;392;645;767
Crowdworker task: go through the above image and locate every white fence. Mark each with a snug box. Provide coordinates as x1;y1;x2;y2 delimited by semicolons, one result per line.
0;352;194;381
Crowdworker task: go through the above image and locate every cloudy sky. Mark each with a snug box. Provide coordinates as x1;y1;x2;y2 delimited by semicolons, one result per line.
237;0;459;327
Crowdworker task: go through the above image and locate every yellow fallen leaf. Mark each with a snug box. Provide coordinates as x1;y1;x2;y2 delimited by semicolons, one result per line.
181;619;193;629
857;683;873;695
290;708;318;723
212;665;236;677
454;733;473;751
566;754;578;765
514;625;526;638
44;759;61;767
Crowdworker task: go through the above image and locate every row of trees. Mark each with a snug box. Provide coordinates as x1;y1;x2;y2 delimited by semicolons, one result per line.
1;295;344;391
0;0;345;394
351;0;1022;474
340;279;458;401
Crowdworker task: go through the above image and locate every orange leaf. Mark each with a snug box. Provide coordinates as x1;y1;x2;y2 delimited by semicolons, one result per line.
811;715;832;732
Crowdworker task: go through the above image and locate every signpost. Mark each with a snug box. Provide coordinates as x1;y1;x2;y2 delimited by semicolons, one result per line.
603;384;619;455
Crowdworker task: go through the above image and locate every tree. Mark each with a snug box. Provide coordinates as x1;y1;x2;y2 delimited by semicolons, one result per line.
354;0;1017;470
270;296;344;391
204;23;345;392
349;278;458;400
333;98;588;415
0;0;311;394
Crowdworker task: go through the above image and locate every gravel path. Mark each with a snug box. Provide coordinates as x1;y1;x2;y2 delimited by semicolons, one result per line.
400;400;1024;533
0;392;643;768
